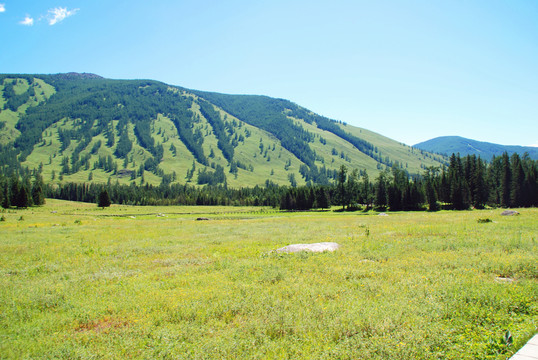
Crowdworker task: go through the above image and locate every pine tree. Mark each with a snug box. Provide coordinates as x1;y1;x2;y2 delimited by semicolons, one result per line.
375;171;389;210
486;156;502;206
1;179;10;209
9;175;20;208
500;152;511;207
316;187;330;209
345;168;359;208
470;157;487;209
423;166;439;211
388;167;407;211
448;154;470;210
97;189;111;208
31;174;45;206
360;171;373;210
14;185;30;208
510;153;524;207
337;165;347;209
522;154;538;207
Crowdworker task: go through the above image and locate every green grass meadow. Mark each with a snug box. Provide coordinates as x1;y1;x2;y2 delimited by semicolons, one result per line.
1;200;536;359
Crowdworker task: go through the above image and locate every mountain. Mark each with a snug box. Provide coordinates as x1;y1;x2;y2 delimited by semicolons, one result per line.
0;73;446;187
414;136;538;161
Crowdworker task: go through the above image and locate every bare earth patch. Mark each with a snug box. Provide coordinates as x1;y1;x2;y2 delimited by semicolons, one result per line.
75;317;129;333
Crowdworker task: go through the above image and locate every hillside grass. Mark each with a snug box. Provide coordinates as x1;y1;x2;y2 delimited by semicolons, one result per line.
0;77;55;145
1;201;536;359
291;116;381;174
340;124;445;173
22;103;307;188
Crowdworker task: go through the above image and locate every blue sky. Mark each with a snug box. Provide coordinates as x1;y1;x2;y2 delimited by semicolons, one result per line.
1;0;537;146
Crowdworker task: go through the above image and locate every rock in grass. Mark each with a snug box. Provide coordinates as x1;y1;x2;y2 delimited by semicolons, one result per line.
276;242;340;253
501;210;520;216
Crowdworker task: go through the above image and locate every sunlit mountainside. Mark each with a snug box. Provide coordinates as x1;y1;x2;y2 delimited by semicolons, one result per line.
0;73;446;187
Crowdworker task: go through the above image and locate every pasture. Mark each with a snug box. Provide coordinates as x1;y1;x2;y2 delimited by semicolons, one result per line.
1;200;536;359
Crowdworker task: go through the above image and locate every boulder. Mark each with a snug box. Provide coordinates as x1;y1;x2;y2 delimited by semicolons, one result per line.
276;242;340;253
501;210;519;216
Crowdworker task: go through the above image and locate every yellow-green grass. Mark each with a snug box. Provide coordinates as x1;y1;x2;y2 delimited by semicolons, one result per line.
152;114;197;180
340;123;445;173
0;109;20;144
291;116;381;174
1;201;536;359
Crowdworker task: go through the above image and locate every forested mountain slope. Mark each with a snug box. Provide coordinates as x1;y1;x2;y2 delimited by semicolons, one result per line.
0;73;446;187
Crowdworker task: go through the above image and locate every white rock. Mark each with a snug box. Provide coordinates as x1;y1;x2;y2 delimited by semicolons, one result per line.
501;210;519;216
276;242;340;253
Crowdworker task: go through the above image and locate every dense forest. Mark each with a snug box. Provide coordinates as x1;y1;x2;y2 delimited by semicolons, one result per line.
2;152;536;211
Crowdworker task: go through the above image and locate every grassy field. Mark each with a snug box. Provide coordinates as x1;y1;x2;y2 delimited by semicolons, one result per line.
1;200;536;359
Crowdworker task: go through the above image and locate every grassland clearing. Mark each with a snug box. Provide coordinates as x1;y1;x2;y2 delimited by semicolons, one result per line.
1;200;536;359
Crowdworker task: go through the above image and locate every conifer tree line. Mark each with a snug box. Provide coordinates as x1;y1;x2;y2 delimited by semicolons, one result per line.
280;152;538;211
42;181;285;207
1;152;536;210
0;171;45;208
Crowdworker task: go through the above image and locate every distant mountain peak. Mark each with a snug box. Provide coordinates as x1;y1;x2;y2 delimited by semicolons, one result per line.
53;72;103;80
414;136;538;160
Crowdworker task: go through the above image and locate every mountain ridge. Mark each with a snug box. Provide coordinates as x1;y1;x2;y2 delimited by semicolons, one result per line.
414;136;538;160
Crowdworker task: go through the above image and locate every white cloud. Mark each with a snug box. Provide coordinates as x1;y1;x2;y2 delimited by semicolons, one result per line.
20;15;34;26
47;7;79;25
0;4;5;13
